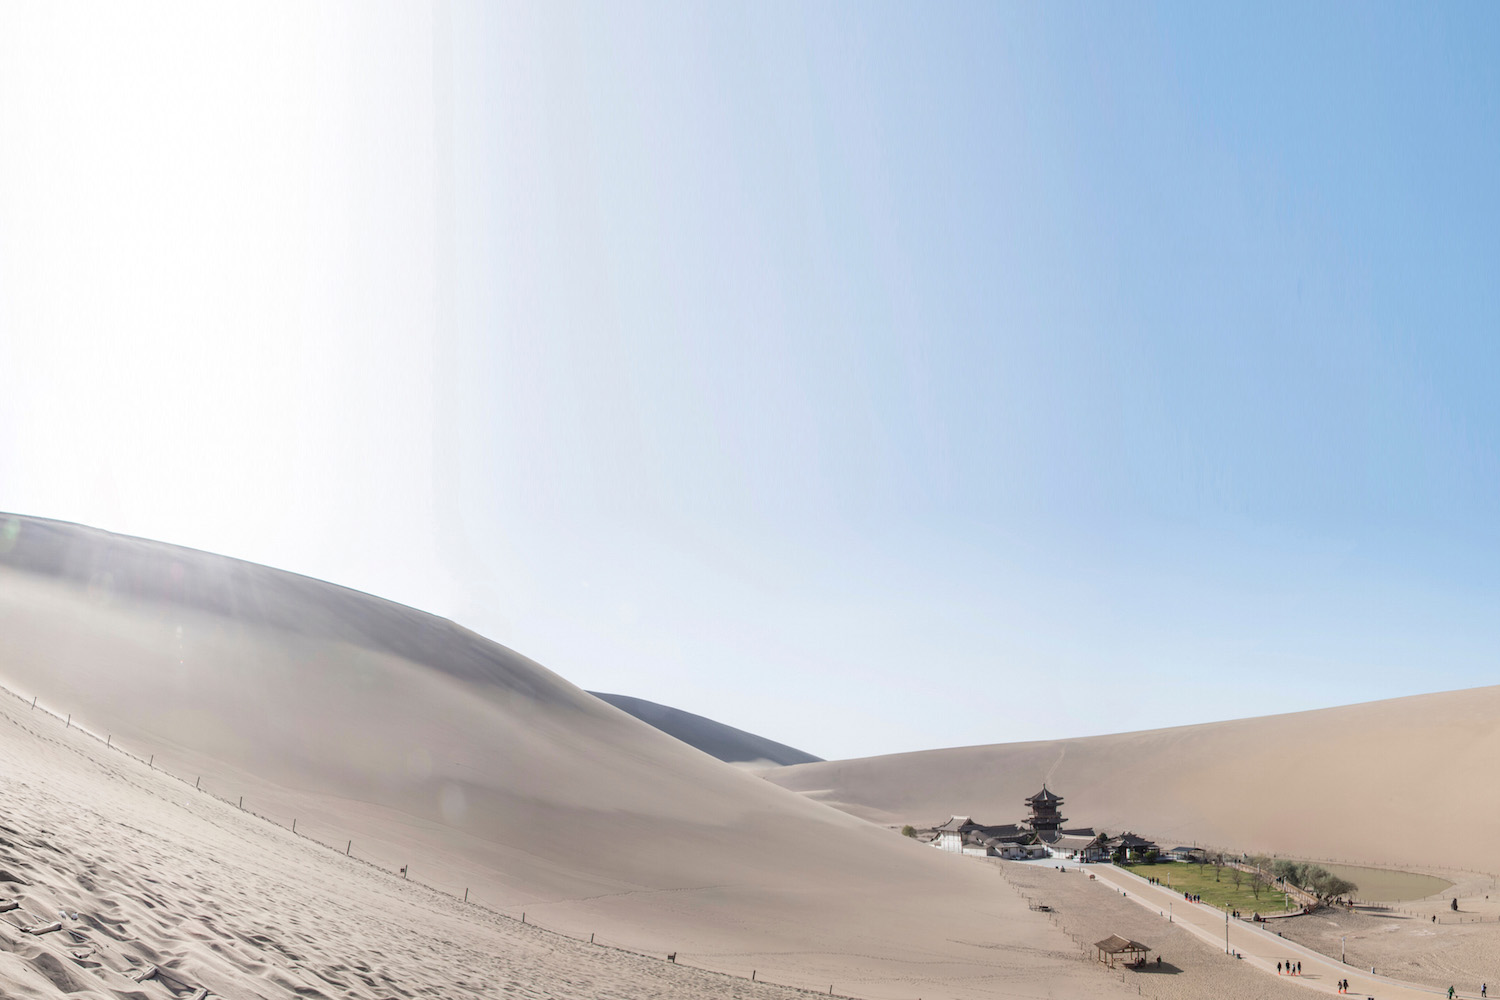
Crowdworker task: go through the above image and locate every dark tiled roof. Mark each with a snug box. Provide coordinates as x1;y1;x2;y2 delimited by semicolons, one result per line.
1106;833;1159;849
1049;833;1103;849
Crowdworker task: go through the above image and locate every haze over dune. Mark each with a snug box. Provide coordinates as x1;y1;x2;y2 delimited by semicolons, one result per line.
767;690;1500;875
0;514;1128;1000
588;692;823;766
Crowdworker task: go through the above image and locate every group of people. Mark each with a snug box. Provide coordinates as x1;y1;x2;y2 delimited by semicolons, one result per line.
1335;978;1351;993
1183;891;1202;903
1277;960;1302;975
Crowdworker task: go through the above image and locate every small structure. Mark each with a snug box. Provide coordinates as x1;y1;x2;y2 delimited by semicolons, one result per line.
1164;846;1205;863
1101;832;1160;861
935;816;973;854
1046;831;1107;862
1094;934;1152;969
995;841;1048;860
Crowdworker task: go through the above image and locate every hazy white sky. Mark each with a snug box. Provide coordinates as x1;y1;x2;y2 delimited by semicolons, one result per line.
4;2;1500;760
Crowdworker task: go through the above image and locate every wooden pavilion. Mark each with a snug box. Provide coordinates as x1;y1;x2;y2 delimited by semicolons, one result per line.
1094;934;1151;968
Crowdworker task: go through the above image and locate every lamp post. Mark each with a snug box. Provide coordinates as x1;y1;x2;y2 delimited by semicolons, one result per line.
1341;936;1346;964
1225;906;1230;955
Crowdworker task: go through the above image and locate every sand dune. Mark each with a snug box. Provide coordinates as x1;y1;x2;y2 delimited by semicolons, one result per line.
0;688;891;1000
0;514;1131;999
589;692;823;766
766;688;1500;875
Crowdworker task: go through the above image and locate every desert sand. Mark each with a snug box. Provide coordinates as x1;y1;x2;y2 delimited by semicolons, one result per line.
587;692;823;766
765;689;1500;876
0;515;1132;1000
6;512;1497;1000
998;862;1318;1000
0;693;823;1000
1274;868;1500;993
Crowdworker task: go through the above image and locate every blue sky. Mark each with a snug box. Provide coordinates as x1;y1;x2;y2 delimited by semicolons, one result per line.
3;2;1499;758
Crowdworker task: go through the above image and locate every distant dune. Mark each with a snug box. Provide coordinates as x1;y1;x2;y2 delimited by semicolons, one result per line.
588;692;822;766
0;514;1125;1000
766;688;1500;874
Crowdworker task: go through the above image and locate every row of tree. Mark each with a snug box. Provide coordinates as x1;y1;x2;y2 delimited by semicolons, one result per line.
1246;856;1359;902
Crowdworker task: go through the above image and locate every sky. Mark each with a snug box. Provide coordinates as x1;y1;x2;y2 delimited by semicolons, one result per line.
3;2;1500;761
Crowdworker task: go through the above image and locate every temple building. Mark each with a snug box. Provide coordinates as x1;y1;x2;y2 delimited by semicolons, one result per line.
925;785;1111;861
1024;786;1066;835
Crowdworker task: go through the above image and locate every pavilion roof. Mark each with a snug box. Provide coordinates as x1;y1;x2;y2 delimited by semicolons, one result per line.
1095;935;1150;954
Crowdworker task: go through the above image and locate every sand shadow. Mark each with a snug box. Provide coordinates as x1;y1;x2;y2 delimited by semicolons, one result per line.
1129;962;1183;975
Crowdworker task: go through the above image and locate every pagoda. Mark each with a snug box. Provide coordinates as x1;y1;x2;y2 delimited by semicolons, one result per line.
1024;785;1067;835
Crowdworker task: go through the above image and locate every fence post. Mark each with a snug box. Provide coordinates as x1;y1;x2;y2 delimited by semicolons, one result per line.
66;714;70;728
196;777;201;789
464;888;469;903
148;754;153;767
346;840;351;855
107;735;111;748
292;819;296;833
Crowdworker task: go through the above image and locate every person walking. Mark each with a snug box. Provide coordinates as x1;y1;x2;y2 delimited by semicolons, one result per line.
1277;962;1283;975
1448;986;1455;1000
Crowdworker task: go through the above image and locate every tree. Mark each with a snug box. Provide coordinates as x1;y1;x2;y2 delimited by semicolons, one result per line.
1144;849;1159;864
1230;867;1244;891
901;825;916;838
1301;866;1356;903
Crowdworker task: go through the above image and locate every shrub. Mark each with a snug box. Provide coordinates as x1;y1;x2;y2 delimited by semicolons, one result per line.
901;825;916;838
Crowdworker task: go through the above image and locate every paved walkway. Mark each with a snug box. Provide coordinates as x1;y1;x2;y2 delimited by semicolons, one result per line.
1082;863;1483;1000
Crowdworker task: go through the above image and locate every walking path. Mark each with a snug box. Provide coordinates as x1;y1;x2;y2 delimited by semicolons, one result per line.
1084;863;1485;1000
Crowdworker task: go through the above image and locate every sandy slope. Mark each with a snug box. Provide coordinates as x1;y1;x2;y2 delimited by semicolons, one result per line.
588;693;822;766
0;515;1131;1000
0;690;907;1000
764;689;1500;875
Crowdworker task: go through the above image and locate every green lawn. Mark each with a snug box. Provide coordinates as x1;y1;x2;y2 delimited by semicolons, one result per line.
1119;862;1294;915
